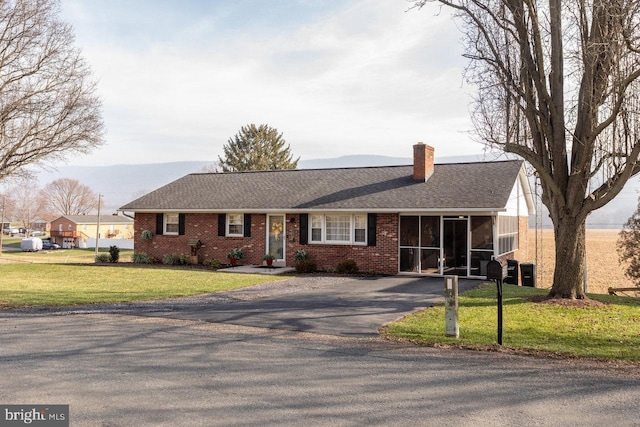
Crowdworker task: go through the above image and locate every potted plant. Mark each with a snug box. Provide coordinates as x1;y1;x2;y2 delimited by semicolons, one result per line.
263;253;276;267
227;247;244;265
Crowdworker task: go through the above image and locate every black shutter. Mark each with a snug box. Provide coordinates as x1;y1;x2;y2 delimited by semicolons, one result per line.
367;213;377;246
243;214;251;237
218;214;226;236
178;213;186;235
299;214;308;245
156;213;163;235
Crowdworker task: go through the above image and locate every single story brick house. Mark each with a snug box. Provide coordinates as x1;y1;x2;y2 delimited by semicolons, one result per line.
119;144;535;277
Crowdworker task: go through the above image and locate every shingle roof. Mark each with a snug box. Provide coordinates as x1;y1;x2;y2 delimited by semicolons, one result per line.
57;215;134;224
119;160;525;212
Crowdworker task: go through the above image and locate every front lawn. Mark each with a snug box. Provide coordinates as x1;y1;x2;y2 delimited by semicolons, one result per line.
382;283;640;362
1;246;134;263
0;264;281;307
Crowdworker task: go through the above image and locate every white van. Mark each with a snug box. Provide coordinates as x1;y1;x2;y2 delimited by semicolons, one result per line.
21;237;43;252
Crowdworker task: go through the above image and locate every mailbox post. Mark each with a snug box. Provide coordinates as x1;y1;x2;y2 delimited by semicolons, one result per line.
444;275;459;338
486;259;506;345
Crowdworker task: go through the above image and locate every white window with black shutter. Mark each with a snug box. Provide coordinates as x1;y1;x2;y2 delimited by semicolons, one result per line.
156;213;185;236
164;213;180;235
305;213;373;245
218;213;251;237
227;214;244;237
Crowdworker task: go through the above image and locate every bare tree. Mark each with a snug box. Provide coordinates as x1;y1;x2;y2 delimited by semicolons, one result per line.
42;178;97;215
413;0;640;298
0;0;104;182
199;163;220;173
0;190;15;228
10;176;47;233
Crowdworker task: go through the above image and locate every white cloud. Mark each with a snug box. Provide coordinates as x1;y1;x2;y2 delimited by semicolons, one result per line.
62;0;479;166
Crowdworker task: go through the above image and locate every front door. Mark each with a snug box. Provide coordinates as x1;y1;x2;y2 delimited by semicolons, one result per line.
443;217;468;276
267;215;285;261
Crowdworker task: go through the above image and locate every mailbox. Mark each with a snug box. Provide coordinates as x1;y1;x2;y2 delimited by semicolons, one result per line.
486;259;506;281
486;258;506;346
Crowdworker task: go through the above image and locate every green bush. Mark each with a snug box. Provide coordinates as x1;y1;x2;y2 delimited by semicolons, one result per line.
295;259;317;274
108;246;120;263
132;252;150;264
203;258;222;269
295;250;308;261
162;254;190;265
95;254;110;263
336;259;359;275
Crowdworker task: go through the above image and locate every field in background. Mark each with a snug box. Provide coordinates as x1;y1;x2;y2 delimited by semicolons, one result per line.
524;229;634;295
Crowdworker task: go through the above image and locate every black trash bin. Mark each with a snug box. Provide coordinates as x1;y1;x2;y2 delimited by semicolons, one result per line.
520;263;536;287
505;259;519;285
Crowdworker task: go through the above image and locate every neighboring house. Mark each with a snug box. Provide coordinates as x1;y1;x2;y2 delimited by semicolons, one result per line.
50;215;134;249
119;144;535;277
31;217;51;234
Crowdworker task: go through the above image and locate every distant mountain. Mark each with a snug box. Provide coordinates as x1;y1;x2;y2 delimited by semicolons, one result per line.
32;155;639;228
300;155;412;169
299;153;491;169
36;161;213;214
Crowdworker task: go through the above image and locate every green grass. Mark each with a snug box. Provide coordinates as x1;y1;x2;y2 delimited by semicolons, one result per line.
383;283;640;362
1;246;134;263
0;264;281;307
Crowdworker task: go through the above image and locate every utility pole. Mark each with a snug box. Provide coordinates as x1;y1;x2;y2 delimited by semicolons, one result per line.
0;195;5;256
94;194;102;259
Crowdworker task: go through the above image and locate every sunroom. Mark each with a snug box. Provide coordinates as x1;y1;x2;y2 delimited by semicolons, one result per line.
399;213;521;277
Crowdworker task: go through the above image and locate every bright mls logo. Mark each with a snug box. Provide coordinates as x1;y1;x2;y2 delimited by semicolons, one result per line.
0;405;68;426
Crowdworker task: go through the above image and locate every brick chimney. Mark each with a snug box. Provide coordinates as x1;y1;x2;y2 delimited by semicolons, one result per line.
413;142;435;181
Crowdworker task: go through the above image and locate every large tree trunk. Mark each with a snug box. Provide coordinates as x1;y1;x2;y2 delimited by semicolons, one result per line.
549;219;586;299
412;0;640;297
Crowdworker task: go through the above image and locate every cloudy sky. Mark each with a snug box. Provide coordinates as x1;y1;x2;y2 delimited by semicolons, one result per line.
59;0;480;166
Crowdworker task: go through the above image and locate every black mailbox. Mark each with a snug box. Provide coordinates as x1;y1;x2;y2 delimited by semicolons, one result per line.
486;260;506;281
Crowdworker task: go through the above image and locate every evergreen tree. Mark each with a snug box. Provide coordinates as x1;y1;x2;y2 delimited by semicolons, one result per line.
218;124;299;172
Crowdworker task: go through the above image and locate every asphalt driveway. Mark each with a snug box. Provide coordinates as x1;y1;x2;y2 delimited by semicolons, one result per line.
135;275;480;337
13;275;480;337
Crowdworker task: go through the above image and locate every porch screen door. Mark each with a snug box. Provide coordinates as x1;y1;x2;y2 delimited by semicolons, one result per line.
443;217;468;276
267;215;285;261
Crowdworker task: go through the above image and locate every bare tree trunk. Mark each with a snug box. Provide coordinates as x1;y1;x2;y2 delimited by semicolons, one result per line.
412;0;640;298
550;219;586;299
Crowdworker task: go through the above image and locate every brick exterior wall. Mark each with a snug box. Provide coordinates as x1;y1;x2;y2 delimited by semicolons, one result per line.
134;212;529;278
135;213;267;265
286;213;399;275
134;212;400;274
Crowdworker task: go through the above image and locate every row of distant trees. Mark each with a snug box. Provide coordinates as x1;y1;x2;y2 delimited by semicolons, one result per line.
1;178;98;230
